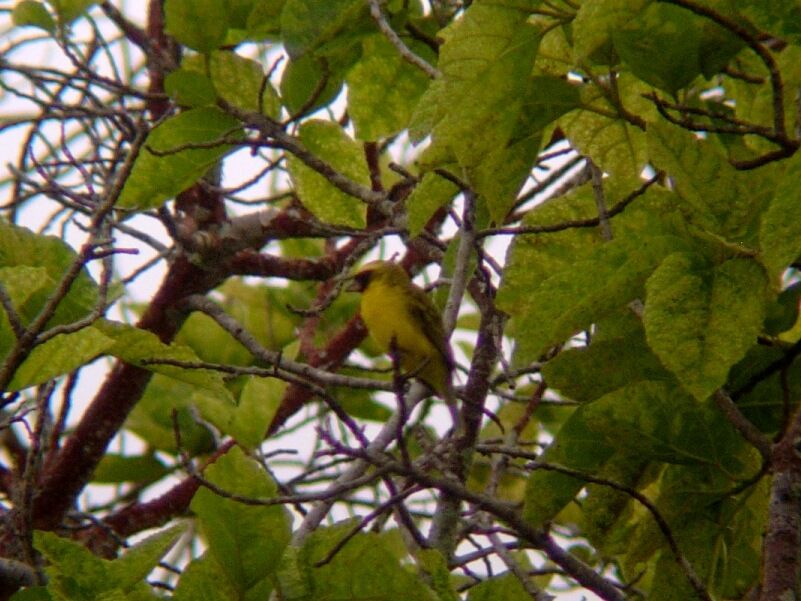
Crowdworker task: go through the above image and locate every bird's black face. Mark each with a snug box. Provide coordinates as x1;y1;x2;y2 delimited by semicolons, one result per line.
347;270;374;292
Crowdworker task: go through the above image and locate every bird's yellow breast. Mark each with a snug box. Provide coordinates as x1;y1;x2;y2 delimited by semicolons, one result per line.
356;266;452;400
360;279;437;361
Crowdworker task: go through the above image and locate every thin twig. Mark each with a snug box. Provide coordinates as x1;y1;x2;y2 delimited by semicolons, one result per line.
368;0;441;79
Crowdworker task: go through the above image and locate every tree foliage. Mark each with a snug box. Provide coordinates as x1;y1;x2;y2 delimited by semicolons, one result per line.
2;0;801;599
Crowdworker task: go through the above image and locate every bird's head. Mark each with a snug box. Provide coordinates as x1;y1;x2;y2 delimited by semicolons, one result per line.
347;260;410;292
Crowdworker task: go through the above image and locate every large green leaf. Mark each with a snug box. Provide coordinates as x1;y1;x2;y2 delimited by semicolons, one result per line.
173;553;238;601
92;453;168;485
277;524;436;601
347;35;432;141
571;0;647;65
286;120;369;227
0;222;98;329
191;375;284;448
543;326;674;403
647;121;770;242
209;51;279;116
165;0;229;52
467;573;540;601
559;99;648;180
97;320;233;399
117;107;242;210
8;327;114;392
760;150;801;280
280;0;370;58
409;1;540;171
498;182;605;318
511;233;683;363
49;0;97;23
12;1;55;31
33;526;183;601
107;526;187;592
191;447;292;594
643;254;768;400
581;381;753;475
124;375;216;455
523;407;615;527
406;172;459;237
613;3;702;94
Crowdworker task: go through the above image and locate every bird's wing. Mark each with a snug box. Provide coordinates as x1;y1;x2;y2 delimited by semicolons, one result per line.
406;284;455;372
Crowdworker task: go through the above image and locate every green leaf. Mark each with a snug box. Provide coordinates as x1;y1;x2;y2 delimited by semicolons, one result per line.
347;34;432;140
174;553;238;601
245;0;286;39
165;0;229;52
12;1;55;31
8;327;115;392
613;3;701;94
165;69;218;108
469;76;578;223
697;19;745;79
467;573;537;601
498;183;605;319
581;451;652;557
49;0;97;23
417;549;458;601
97;320;233;399
472;131;542;225
279;54;344;114
523;407;615;527
191;447;292;594
34;531;108;601
92;453;168;485
643;254;768;400
571;0;647;65
760;150;801;279
231;376;282;447
0;222;98;328
278;525;435;601
647;121;768;242
180;281;301;362
209;51;279;116
737;0;801;43
0;266;49;359
192;376;284;447
409;2;540;170
280;0;368;58
286;120;368;227
125;375;216;455
224;0;256;29
107;525;186;591
34;526;183;601
582;381;753;474
559;101;648;180
118;107;242;210
512;234;683;363
641;483;766;600
406;172;459;237
543;326;674;403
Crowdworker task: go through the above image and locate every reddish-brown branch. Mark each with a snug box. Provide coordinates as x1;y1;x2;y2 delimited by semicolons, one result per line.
229;251;341;280
30;257;222;530
145;0;175;119
79;440;236;557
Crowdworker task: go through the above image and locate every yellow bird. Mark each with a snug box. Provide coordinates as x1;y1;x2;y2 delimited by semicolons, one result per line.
348;260;457;419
